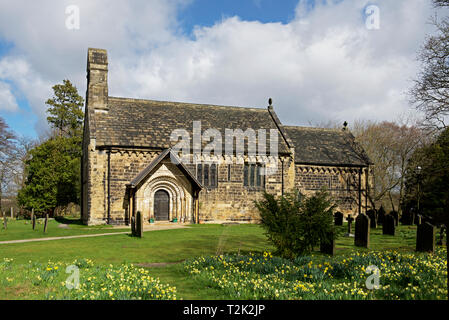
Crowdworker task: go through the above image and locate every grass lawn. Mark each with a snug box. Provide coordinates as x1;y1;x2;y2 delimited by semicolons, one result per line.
0;217;127;242
0;221;446;300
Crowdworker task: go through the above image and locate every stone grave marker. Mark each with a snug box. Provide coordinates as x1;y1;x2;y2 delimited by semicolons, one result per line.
136;211;143;238
377;206;386;225
334;211;343;226
416;222;436;253
345;215;355;237
355;213;370;248
320;231;335;256
415;214;422;225
131;215;136;236
366;209;377;228
43;214;49;233
383;214;395;236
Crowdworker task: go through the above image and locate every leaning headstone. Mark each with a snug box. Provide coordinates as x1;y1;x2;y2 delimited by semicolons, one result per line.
320;231;335;256
345;215;355;237
383;214;395;236
377;206;386;225
136;211;143;238
43;214;49;233
334;211;343;226
355;213;370;248
366;209;377;229
416;222;436;253
32;214;36;230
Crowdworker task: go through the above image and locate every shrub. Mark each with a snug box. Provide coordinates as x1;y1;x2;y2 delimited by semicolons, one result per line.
255;189;336;258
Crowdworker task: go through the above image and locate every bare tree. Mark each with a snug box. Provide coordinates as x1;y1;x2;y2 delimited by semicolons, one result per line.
0;117;17;212
350;120;425;213
409;0;449;129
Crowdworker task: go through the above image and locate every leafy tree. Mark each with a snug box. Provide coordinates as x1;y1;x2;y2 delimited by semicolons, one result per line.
404;127;449;224
17;137;80;214
256;189;336;259
18;80;83;215
46;79;84;138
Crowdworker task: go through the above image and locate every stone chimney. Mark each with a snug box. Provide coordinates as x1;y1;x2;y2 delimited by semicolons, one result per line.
86;48;108;112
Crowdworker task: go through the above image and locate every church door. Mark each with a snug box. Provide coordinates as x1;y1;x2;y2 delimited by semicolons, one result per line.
154;190;170;221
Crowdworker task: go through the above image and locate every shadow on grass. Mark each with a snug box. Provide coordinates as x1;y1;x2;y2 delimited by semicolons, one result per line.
54;217;84;226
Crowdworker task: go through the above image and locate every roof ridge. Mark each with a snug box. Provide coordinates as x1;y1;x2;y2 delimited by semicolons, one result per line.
108;96;267;112
284;125;344;133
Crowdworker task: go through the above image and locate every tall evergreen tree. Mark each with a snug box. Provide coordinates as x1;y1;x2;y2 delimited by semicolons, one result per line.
18;80;84;215
46;79;84;138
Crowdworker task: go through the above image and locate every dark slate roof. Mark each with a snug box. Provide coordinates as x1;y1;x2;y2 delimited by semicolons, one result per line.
93;97;291;154
283;126;372;166
127;149;203;190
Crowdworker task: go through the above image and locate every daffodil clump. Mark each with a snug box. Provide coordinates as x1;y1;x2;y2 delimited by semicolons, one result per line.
0;258;177;300
184;248;447;300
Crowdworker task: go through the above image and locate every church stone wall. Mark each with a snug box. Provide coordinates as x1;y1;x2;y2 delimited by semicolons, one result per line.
294;164;371;216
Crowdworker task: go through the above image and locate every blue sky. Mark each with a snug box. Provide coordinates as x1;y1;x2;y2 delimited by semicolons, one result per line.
0;0;304;139
178;0;301;33
0;0;441;139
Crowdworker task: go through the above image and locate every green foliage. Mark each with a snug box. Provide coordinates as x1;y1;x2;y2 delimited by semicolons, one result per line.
17;136;81;214
184;248;447;300
46;79;84;138
404;127;449;224
255;190;336;258
18;80;83;215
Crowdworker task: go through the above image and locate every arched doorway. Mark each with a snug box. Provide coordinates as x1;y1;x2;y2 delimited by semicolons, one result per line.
154;189;170;221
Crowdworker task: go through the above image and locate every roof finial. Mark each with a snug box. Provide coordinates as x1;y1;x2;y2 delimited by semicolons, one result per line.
268;98;273;107
343;121;348;131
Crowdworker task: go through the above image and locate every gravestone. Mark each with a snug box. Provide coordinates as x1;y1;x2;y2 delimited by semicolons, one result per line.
131;215;136;236
136;211;143;238
415;214;422;225
390;211;399;226
366;209;377;228
320;231;335;256
43;214;49;233
355;213;370;248
32;214;36;230
383;214;395;236
416;222;436;253
377;206;386;225
346;215;355;237
400;210;411;225
334;211;343;226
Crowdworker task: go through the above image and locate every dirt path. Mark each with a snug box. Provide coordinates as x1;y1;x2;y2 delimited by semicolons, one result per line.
0;224;190;245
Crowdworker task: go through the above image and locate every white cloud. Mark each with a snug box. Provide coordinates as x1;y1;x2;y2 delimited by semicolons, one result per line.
0;81;18;112
0;0;445;135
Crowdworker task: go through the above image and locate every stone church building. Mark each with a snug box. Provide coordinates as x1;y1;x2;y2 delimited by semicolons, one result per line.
82;48;373;226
